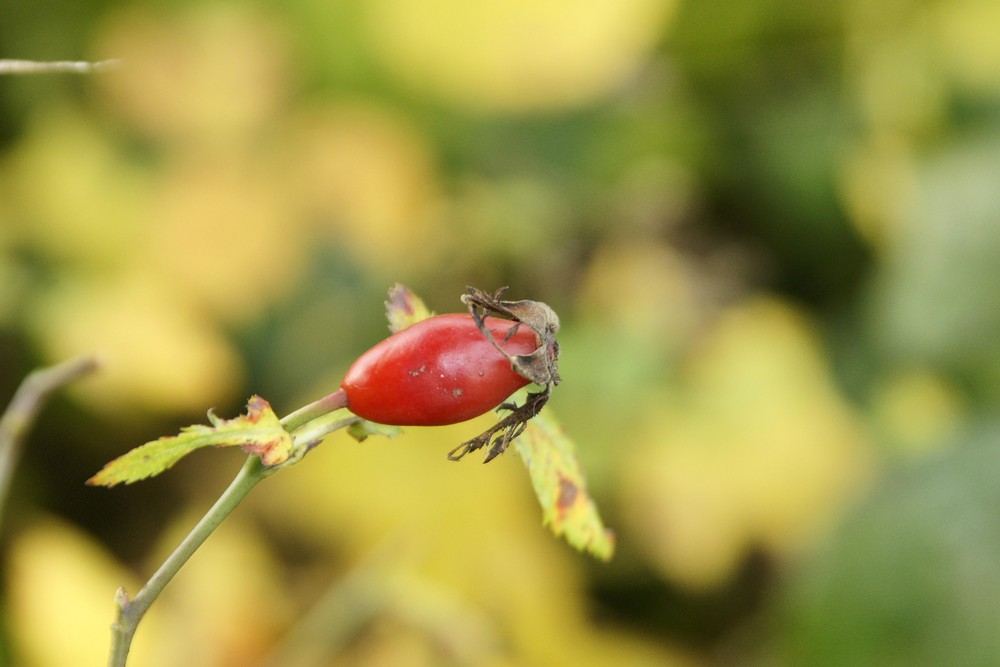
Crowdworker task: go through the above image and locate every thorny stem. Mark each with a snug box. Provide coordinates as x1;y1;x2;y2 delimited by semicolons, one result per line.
106;392;353;667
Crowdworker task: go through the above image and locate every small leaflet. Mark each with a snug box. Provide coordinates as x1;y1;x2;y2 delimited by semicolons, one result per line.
513;404;616;561
385;283;434;333
347;419;402;442
87;396;293;487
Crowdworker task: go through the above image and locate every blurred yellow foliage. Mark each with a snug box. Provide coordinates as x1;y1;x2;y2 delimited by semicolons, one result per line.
621;299;872;589
364;0;677;111
1;111;149;268
578;241;700;347
840;135;918;251
29;273;242;413
145;152;305;323
847;21;947;139
0;5;459;413
871;368;964;455
249;415;692;666
448;176;569;262
933;0;1000;94
94;5;290;141
5;518;159;667
285;102;445;273
7;515;295;667
147;512;294;667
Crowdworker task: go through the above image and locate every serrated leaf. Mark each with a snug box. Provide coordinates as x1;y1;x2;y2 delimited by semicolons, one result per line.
87;395;292;487
385;283;434;333
513;405;615;561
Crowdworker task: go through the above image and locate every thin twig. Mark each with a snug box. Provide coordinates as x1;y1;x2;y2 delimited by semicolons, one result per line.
0;355;100;527
0;59;122;75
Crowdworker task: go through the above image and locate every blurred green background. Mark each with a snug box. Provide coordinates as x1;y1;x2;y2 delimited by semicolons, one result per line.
2;0;1000;665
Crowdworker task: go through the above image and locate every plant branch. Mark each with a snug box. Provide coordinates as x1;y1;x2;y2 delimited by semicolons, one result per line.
108;455;270;667
0;355;100;527
106;390;355;667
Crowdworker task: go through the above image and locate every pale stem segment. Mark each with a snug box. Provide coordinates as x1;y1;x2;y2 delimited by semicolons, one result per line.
0;355;100;527
107;455;270;667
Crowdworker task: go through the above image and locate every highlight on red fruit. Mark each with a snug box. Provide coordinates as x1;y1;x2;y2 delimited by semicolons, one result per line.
340;313;539;426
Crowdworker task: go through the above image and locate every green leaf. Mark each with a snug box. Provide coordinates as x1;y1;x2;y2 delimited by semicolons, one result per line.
87;395;292;487
347;419;402;442
385;283;434;333
513;403;616;561
775;427;1000;665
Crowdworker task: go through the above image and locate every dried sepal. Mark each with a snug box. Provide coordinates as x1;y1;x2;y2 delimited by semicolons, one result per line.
461;286;561;388
450;286;563;463
447;387;551;462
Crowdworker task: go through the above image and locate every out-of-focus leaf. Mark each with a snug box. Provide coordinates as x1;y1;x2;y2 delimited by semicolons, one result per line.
30;275;242;414
95;5;290;140
6;518;158;667
619;298;870;588
149;512;294;665
773;424;1000;666
87;395;291;486
385;283;434;333
514;402;615;561
284;103;445;271
869;134;1000;393
365;0;677;111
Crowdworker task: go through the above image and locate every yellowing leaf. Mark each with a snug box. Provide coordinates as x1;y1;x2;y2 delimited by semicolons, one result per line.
87;395;291;486
366;0;678;111
385;282;434;332
514;405;615;561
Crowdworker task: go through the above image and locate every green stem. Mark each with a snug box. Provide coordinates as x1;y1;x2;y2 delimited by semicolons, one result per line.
280;389;348;432
107;456;270;667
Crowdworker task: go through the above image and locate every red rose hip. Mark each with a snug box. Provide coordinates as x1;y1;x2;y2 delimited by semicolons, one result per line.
340;313;539;426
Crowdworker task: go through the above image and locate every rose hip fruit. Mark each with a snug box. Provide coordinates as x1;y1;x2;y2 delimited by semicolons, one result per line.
340;313;539;426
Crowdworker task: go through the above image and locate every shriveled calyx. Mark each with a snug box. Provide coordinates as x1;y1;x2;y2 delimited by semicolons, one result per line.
449;286;561;462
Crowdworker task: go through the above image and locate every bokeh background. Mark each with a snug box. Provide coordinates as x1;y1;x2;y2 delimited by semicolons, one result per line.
3;0;1000;665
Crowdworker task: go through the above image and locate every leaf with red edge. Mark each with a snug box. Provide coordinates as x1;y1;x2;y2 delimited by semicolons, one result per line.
87;395;292;487
385;283;434;333
512;399;615;561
